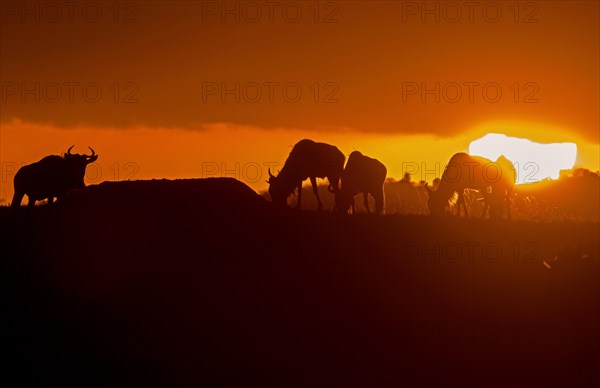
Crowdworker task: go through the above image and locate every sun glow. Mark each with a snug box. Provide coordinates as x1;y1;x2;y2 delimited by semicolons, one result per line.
468;133;577;184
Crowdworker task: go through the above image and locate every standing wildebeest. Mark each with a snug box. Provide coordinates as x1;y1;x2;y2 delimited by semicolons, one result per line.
12;146;98;208
267;139;345;210
330;151;387;214
425;152;515;218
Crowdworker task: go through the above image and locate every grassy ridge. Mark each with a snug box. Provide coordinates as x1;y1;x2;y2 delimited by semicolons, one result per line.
2;178;599;387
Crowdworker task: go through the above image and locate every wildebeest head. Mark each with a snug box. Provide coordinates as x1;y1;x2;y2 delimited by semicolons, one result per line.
64;145;99;179
328;184;350;213
267;168;292;206
425;183;446;216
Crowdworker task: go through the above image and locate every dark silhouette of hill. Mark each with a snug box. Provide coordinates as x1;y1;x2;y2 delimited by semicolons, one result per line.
65;177;268;211
2;178;599;387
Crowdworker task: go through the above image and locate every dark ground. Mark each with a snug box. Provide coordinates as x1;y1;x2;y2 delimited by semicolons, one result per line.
2;178;599;387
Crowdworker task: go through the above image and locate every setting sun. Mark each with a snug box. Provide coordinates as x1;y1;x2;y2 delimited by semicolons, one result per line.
468;133;577;184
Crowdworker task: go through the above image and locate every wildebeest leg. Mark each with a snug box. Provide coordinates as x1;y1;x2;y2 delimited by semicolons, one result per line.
363;192;370;214
11;191;24;208
47;197;54;205
462;190;470;217
457;192;469;217
480;196;489;219
373;188;384;215
296;182;302;209
310;177;323;210
454;194;462;216
27;196;36;208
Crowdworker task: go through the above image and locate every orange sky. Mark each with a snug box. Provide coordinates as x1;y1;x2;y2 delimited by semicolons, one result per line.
1;1;599;202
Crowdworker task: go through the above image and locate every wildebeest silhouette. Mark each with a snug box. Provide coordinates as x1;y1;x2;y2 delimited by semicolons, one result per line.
425;152;515;217
267;139;345;210
12;146;98;207
331;151;387;214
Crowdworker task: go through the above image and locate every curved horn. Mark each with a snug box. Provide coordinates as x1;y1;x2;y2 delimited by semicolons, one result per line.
67;145;74;155
87;146;95;157
268;168;275;179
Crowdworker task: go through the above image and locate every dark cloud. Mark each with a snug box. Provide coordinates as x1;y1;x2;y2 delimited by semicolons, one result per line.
1;1;598;142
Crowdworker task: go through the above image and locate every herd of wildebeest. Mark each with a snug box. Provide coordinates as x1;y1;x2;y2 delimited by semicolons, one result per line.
11;139;517;219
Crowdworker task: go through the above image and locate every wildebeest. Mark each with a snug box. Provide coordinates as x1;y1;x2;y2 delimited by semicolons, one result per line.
267;139;345;210
425;153;515;218
12;146;99;208
330;151;387;214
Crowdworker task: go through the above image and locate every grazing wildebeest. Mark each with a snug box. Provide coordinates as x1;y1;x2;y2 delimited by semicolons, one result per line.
425;152;515;218
267;139;345;210
330;151;387;214
12;146;99;208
